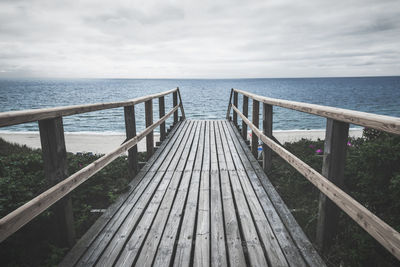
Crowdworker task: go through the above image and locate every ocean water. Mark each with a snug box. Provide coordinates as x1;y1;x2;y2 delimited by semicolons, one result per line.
0;77;399;133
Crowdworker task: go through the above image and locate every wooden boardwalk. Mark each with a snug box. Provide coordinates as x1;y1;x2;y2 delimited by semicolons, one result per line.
61;120;324;267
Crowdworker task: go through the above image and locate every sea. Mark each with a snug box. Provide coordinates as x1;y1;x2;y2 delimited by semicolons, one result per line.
0;76;399;134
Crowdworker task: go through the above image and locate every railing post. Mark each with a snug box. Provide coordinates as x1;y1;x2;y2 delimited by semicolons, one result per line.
262;103;273;173
242;95;249;140
177;87;186;120
159;97;166;142
233;91;238;126
316;118;349;251
145;99;154;160
173;91;178;124
38;117;75;247
226;89;233;120
251;99;260;158
124;105;139;179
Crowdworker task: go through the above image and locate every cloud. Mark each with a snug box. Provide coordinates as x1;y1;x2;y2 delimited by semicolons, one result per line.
0;0;399;78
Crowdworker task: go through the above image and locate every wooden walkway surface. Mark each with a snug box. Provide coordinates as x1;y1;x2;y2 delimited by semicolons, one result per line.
61;120;325;267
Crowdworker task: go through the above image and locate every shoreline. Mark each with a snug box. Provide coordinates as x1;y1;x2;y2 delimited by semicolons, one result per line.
0;129;363;154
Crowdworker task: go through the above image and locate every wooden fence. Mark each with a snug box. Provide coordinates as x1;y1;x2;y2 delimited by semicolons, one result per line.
227;88;400;260
0;88;185;246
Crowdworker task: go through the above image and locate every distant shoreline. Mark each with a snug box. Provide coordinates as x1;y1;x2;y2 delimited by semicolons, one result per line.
0;129;363;154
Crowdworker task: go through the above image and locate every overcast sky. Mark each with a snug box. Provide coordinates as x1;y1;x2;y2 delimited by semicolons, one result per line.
0;0;399;78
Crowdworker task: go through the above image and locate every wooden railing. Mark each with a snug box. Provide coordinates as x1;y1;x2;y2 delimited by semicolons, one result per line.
227;88;400;260
0;88;185;245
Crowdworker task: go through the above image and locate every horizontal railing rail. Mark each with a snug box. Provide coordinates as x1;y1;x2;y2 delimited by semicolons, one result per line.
0;88;185;244
0;88;178;127
231;88;400;135
227;88;400;261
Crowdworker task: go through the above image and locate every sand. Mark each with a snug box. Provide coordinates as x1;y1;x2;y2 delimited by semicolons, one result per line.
0;128;363;155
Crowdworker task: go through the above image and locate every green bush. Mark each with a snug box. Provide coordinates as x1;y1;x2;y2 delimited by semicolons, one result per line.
0;138;145;266
268;129;400;267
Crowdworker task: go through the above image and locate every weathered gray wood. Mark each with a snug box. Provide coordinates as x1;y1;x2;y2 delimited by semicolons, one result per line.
226;89;233;120
172;121;205;267
140;122;201;267
38;117;75;247
218;121;287;266
0;105;179;243
159;96;166;141
214;122;247;267
262;103;273;173
251;99;259;158
316;119;349;251
194;121;211;267
225;120;324;267
209;121;228;267
116;122;200;266
173;91;178;124
124;105;139;179
145;99;154;160
232;104;400;261
242;95;248;140
233;88;400;135
0;88;178;128
233;91;238;126
177;87;186;120
60;121;185;267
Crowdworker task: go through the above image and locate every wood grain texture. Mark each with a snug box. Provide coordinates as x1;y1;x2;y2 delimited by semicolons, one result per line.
232;104;400;261
0;88;177;128
233;91;238;126
242;95;249;140
145;99;154;159
124;105;139;179
177;87;186;120
262;103;273;173
173;91;178;124
159;96;166;141
251;99;259;158
233;88;400;135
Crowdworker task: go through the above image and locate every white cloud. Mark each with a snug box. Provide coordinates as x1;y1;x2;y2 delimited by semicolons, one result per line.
0;0;399;78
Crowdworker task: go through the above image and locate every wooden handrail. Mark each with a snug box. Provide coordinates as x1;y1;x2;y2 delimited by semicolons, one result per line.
229;92;400;260
233;88;400;135
0;88;177;127
0;104;179;242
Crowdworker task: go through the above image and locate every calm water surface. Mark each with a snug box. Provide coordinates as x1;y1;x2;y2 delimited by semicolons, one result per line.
0;77;399;133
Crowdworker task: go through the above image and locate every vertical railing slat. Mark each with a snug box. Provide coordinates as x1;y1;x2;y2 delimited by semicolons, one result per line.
233;91;238;126
242;95;249;140
316;118;349;251
145;100;154;160
251;99;260;158
38;117;75;247
159;97;166;141
262;103;273;173
124;105;139;179
173;91;178;124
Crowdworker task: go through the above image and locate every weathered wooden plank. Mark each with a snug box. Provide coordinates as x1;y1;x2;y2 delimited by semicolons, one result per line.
252;99;259;158
223;121;304;266
262;103;273;173
38;117;75;247
316;119;349;251
226;120;326;266
93;121;196;266
145;99;154;159
124;105;139;179
173;121;205;267
59;121;185;267
116;121;200;266
214;121;246;267
0;88;178;128
218;121;280;266
73;121;192;266
193;121;211;267
209;121;228;267
233;88;400;135
242;95;249;140
177;87;186;120
142;122;202;266
226;89;233;120
159;96;166;142
232;104;400;261
0;105;179;244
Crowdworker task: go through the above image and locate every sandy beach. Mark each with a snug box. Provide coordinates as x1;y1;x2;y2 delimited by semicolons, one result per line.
0;128;363;155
